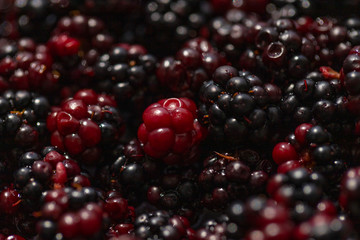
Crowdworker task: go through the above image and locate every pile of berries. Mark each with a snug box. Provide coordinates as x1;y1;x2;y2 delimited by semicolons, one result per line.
1;0;360;239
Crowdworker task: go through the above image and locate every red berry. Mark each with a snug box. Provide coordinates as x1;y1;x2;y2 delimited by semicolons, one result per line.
138;98;206;164
272;142;298;164
58;212;80;238
0;189;20;214
294;123;313;146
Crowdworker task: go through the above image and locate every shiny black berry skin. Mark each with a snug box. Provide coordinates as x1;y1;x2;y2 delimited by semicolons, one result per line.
199;66;283;146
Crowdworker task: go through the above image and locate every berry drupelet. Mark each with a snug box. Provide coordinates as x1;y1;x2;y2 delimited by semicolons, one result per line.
199;65;283;146
198;149;274;210
47;89;125;164
133;210;194;240
157;37;225;99
0;90;50;150
137;97;206;165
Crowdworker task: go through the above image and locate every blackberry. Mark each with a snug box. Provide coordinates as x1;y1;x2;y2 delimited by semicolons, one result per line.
94;44;162;117
147;165;201;219
133;210;194;240
267;0;360;19
267;168;328;222
46;89;125;164
35;187;133;240
198;150;274;210
199;66;283;146
97;139;161;206
208;9;261;64
0;90;50;150
137;97;206;165
143;0;213;56
14;147;90;211
280;70;355;136
0;38;60;95
273;124;349;196
10;0;62;42
157;37;225;99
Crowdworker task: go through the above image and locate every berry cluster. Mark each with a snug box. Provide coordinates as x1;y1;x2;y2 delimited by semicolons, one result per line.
1;0;360;239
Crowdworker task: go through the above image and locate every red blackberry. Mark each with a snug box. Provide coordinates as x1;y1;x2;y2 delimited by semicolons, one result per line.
0;38;60;95
46;89;125;164
199;66;283;146
0;90;50;150
14;146;92;211
198;150;274;209
35;187;133;240
157;37;225;99
137;97;206;165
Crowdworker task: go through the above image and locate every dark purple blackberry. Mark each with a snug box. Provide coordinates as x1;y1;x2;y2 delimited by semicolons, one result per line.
143;0;213;56
10;0;62;42
208;9;261;63
0;38;60;96
133;210;194;240
276;124;349;195
195;196;294;240
198;149;274;210
157;37;225;99
93;44;162;116
267;168;328;222
267;0;360;19
238;18;318;84
97;139;161;206
147;165;201;220
13;147;91;211
280;70;354;136
35;187;115;240
267;0;324;19
0;90;50;150
199;66;283;146
341;45;360;117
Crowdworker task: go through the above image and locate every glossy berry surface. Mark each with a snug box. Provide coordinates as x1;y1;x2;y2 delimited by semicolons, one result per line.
138;97;205;164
